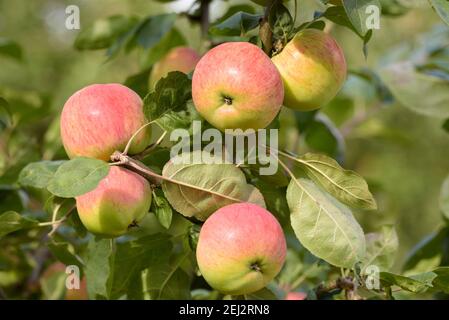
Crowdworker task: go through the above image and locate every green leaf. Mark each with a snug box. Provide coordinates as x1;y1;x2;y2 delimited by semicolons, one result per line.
143;28;187;68
0;211;38;238
48;242;84;276
131;14;177;49
322;6;361;36
0;38;23;61
74;15;138;50
287;177;366;268
380;271;436;293
209;12;262;36
254;181;289;225
440;175;449;220
379;62;449;118
294;153;377;210
432;267;449;293
123;68;152;98
85;235;173;299
0;190;23;213
362;225;398;272
18;160;66;189
146;251;192;300
342;0;381;37
85;238;115;299
162;150;266;221
296;113;345;160
429;0;449;26
402;228;449;275
268;3;294;42
214;5;256;23
111;234;173;299
155;102;202;132
143;71;192;121
151;189;173;229
47;158;110;198
244;287;278;300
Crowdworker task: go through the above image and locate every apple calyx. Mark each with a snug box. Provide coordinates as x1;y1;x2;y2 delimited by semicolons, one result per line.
223;95;233;105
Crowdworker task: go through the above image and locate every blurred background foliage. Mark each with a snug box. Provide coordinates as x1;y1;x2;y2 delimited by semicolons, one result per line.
0;0;448;298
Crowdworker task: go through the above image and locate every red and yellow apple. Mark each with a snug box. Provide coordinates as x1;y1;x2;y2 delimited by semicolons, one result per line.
285;292;307;300
76;166;152;237
41;262;88;300
149;46;201;89
196;203;287;295
60;83;151;161
192;42;284;131
272;29;347;111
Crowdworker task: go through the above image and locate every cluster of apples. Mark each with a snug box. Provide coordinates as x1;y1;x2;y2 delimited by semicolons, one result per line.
59;28;346;295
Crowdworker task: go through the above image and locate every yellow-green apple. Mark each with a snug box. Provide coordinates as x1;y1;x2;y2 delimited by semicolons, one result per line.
285;292;307;300
60;83;151;161
272;29;347;111
76;166;152;237
149;46;201;89
250;0;289;6
196;203;286;295
192;42;284;131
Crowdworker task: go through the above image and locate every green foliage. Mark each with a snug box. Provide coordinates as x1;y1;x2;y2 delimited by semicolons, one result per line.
162;151;265;221
0;211;38;238
209;12;262;36
75;15;139;50
47;158;110;198
287;177;366;268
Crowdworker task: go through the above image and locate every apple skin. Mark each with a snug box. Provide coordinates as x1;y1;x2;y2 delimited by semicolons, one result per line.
196;203;287;295
192;42;284;131
272;29;347;111
60;83;151;161
285;292;307;300
149;46;201;89
41;262;88;300
76;166;152;237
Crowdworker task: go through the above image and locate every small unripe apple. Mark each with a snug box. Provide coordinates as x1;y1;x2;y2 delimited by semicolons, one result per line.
76;166;152;237
149;46;201;89
192;42;284;131
272;29;347;111
60;83;151;161
285;292;307;300
196;203;286;295
250;0;289;6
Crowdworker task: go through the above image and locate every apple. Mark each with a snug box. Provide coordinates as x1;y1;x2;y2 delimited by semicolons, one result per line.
272;29;347;111
196;203;286;295
192;42;284;131
76;166;152;237
66;276;88;300
149;46;201;89
41;262;88;300
285;292;307;300
60;83;151;161
250;0;290;6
